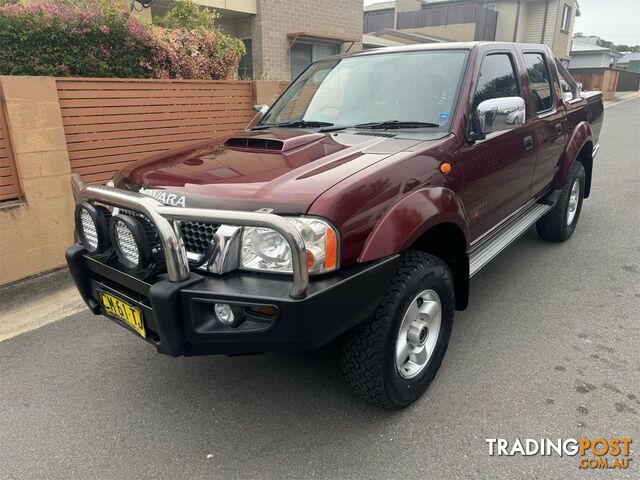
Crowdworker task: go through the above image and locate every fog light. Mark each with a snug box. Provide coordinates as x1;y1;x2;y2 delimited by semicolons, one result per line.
214;303;235;326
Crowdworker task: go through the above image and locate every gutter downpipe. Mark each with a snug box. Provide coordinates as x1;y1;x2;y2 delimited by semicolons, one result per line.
513;0;522;42
541;0;550;44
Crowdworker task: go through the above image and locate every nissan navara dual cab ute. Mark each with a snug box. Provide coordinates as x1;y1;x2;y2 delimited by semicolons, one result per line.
67;42;603;409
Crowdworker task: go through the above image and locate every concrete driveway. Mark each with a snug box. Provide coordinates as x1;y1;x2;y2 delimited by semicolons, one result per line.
1;97;638;480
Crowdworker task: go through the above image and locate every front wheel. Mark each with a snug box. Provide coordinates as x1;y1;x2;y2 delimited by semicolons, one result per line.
341;251;454;409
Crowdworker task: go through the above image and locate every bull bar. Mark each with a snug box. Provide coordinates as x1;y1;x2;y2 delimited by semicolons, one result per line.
71;174;310;298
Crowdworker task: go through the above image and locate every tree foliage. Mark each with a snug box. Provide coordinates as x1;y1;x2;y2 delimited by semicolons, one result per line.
154;0;217;31
0;0;245;79
574;32;640;53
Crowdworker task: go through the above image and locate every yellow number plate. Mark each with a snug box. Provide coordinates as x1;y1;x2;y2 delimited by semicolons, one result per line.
98;291;146;338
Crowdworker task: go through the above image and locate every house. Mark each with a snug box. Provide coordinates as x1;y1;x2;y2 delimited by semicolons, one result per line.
367;28;450;46
617;52;640;74
364;0;581;60
568;42;623;69
362;34;404;50
135;0;363;80
364;0;498;42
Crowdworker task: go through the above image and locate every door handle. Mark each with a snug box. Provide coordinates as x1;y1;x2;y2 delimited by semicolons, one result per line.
524;136;535;151
555;123;564;135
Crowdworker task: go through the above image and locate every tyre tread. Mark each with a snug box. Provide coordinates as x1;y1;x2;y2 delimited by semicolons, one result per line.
536;161;585;242
341;250;446;409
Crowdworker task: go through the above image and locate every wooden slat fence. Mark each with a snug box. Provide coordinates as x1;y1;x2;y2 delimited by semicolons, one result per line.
569;68;620;100
0;100;21;202
56;78;255;184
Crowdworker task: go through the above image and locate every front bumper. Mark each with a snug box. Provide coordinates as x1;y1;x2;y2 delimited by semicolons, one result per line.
67;244;398;356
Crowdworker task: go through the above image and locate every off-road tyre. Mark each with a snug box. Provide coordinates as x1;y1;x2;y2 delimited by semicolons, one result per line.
536;161;586;242
341;250;455;410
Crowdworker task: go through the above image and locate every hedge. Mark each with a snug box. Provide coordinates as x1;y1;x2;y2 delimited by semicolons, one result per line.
0;1;245;79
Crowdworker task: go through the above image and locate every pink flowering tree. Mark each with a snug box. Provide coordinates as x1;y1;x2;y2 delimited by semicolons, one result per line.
0;0;245;79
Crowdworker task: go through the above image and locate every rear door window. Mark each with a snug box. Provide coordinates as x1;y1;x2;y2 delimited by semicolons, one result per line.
473;53;519;109
524;53;554;113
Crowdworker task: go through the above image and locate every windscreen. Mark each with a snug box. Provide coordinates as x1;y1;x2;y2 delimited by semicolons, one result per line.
260;50;469;129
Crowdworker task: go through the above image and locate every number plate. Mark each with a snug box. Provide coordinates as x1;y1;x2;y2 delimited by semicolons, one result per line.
98;291;146;338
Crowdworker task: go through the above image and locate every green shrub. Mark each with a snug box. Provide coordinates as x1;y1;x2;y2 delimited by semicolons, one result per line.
154;0;217;31
0;1;244;79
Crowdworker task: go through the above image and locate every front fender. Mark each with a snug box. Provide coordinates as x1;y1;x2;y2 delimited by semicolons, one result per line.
358;187;469;263
554;121;593;190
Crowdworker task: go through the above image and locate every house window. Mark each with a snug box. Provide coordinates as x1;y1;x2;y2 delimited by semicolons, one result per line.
483;3;497;11
561;5;571;31
290;41;340;80
238;39;253;79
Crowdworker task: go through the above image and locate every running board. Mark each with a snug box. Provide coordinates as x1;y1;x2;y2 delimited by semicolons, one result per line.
469;202;553;277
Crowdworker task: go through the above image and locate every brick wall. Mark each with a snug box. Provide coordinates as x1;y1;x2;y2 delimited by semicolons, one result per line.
252;0;363;80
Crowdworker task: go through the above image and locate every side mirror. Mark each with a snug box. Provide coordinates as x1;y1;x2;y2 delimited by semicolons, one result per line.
473;96;525;139
253;104;269;114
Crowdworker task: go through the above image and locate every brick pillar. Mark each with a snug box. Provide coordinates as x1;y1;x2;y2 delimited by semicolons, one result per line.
0;76;75;285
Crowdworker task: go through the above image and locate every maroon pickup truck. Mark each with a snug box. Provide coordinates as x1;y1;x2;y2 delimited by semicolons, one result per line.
67;42;603;409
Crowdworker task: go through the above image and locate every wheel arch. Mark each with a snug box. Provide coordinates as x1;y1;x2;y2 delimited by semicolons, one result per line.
410;222;469;311
576;141;593;198
556;121;594;198
358;187;470;310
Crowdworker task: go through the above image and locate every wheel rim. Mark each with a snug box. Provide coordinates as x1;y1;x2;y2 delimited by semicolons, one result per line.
395;289;442;379
567;179;580;226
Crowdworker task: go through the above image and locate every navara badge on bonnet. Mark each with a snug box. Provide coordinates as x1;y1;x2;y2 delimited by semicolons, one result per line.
139;188;186;207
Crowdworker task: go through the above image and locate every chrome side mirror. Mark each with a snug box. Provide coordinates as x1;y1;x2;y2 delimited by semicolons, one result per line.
253;104;269;114
473;96;525;139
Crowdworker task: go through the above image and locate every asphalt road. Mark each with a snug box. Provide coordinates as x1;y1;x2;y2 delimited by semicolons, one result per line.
1;98;639;480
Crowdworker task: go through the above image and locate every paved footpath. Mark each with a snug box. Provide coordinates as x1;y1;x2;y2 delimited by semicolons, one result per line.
0;98;638;480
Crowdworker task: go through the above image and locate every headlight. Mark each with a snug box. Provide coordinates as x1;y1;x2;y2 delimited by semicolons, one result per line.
241;218;338;275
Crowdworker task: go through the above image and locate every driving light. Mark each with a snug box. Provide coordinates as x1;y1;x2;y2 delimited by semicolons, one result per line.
214;303;235;326
109;214;150;272
75;203;110;255
241;218;338;275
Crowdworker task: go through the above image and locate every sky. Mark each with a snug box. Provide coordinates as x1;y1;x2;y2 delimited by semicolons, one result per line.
573;0;639;46
363;0;640;46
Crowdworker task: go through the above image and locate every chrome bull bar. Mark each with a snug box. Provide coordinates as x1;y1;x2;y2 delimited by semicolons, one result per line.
71;174;309;298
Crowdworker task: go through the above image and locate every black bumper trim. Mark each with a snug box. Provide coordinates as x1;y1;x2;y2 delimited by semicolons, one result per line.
66;244;398;357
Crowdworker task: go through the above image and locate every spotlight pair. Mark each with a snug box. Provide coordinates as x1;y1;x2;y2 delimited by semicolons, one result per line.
75;203;151;272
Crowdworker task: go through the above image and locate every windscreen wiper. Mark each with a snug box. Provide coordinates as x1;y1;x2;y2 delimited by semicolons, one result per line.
353;120;440;130
252;120;334;130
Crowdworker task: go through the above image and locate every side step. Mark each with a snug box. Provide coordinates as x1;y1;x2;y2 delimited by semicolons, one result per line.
469;202;553;277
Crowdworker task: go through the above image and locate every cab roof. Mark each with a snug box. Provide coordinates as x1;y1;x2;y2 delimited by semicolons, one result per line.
342;41;552;58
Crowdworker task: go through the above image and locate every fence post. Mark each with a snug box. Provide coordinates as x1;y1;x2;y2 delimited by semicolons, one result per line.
0;76;75;285
252;80;284;106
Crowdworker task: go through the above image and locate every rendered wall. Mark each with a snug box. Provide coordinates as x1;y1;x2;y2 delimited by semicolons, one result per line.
0;77;75;285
